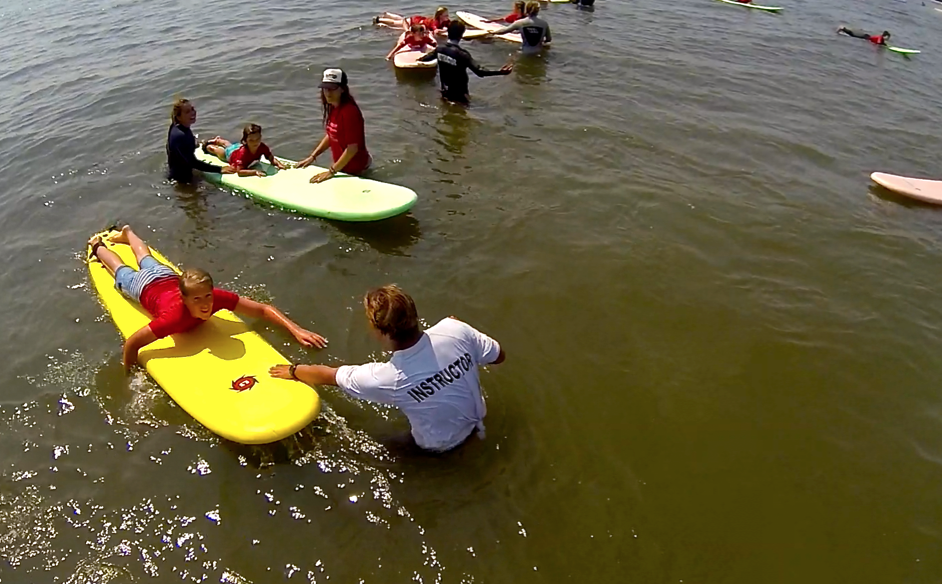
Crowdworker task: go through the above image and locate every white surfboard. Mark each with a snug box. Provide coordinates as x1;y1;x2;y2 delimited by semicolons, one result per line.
456;11;523;43
393;49;437;69
871;172;942;205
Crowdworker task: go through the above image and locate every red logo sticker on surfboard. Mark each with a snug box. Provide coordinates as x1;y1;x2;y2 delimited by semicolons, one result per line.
231;375;258;392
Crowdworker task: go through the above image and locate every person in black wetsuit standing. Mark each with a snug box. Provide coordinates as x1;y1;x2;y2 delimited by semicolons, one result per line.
166;98;233;183
418;21;513;105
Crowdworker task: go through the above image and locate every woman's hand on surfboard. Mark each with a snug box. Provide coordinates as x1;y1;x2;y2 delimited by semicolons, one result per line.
292;328;328;349
296;156;314;169
310;170;334;184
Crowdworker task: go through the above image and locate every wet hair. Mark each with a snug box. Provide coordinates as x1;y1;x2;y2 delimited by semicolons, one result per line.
241;123;262;145
435;6;449;21
364;285;421;343
525;1;540;16
179;268;213;296
410;23;427;34
170;98;190;126
882;31;891;38
513;0;526;12
321;77;357;127
447;20;466;41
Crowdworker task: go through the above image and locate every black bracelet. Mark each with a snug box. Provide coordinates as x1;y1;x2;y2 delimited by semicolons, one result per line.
289;364;298;380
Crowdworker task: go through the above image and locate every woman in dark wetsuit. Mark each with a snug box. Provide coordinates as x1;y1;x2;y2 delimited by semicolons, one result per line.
165;99;234;183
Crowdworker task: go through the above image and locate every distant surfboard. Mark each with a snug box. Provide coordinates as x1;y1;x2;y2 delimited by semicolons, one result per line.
871;172;942;204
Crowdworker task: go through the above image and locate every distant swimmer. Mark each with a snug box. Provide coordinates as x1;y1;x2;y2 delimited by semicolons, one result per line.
486;1;552;55
374;6;451;35
418;21;514;105
202;124;288;177
88;226;327;372
270;285;506;453
386;23;437;60
571;0;595;7
837;26;891;46
486;1;526;23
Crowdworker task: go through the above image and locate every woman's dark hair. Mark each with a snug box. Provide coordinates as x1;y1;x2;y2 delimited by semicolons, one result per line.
240;123;262;145
321;83;357;127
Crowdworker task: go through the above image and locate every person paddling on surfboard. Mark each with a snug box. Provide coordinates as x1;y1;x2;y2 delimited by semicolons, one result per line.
296;69;372;184
418;21;514;105
270;285;506;453
166;98;236;183
386;23;437;60
837;26;891;46
374;6;451;36
202;124;288;177
88;226;328;372
485;1;552;55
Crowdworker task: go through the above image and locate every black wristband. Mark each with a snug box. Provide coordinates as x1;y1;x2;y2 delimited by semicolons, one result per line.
289;364;298;380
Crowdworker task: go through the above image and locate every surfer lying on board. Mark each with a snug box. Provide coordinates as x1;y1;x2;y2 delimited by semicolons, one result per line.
270;285;506;453
374;6;450;35
418;21;514;106
487;1;526;23
386;24;437;60
486;1;552;55
202;124;288;177
837;27;891;46
88;226;328;372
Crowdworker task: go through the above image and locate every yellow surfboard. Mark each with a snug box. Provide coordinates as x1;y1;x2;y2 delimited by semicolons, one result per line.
86;229;320;444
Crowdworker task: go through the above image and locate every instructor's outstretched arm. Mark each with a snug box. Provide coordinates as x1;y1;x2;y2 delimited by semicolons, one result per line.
270;364;338;386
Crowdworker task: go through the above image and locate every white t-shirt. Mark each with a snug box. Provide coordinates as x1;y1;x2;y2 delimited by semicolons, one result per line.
335;318;502;452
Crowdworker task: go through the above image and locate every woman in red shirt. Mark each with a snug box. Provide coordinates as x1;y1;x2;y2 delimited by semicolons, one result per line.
296;68;372;184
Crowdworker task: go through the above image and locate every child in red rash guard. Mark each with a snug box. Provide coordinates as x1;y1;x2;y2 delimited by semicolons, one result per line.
203;124;288;176
386;24;437;60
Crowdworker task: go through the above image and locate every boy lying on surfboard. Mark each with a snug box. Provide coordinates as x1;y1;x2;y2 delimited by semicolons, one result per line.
89;225;327;372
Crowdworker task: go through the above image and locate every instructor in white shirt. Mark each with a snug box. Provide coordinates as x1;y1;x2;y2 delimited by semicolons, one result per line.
269;285;506;452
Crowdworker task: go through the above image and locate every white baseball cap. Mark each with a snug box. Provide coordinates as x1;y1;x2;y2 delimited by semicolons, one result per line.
319;68;347;89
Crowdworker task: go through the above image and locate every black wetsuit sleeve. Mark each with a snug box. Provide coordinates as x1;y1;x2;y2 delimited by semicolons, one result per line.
168;127;223;174
467;55;507;78
418;47;439;62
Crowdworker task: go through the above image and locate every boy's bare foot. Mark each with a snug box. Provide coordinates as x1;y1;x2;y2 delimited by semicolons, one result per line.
108;225;132;244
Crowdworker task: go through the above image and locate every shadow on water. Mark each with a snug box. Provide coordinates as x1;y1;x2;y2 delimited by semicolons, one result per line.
394;65;438;86
433;103;475;156
326;211;423;256
869;184;942;209
170;180;214;231
513;52;549;85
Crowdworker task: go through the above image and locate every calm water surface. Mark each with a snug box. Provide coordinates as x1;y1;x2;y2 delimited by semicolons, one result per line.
2;0;942;582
